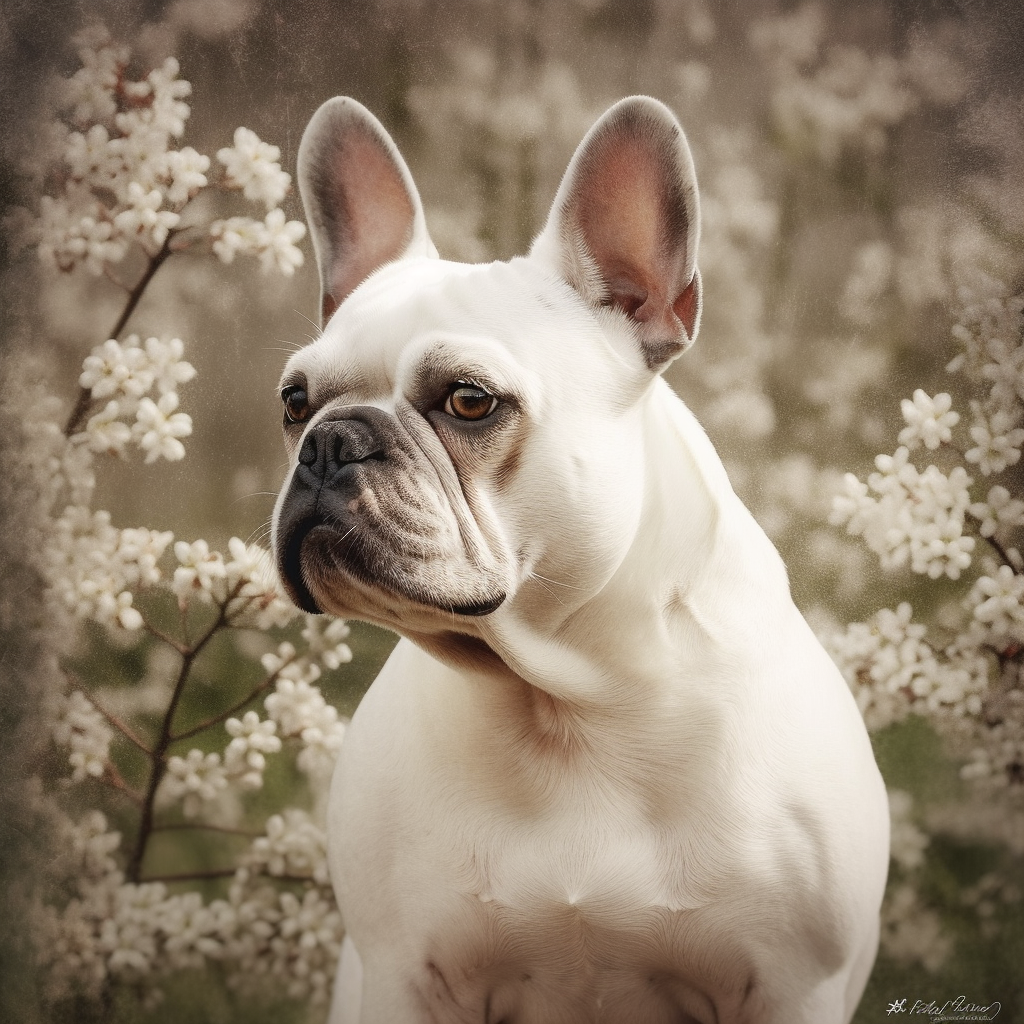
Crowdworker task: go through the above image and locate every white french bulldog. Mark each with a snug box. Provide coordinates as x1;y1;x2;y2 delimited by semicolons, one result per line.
272;95;889;1024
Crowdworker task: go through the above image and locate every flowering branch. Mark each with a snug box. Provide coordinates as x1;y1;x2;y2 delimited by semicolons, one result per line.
126;582;244;883
64;237;176;436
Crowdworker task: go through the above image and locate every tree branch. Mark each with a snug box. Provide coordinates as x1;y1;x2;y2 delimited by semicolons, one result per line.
126;582;247;883
170;664;286;743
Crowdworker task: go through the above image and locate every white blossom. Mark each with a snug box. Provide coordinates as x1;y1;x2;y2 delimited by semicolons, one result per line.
62;26;125;126
210;215;264;264
159;749;228;817
223;538;301;628
897;390;959;451
216;127;292;208
113;181;180;249
880;883;952;972
244;811;330;885
209;210;306;276
172;539;227;604
224;712;282;789
888;790;929;871
301;615;353;670
36;193;127;274
969;485;1024;538
831;448;975;580
79;335;153;405
133;392;192;463
256;208;306;276
43;506;171;629
163;146;210;205
79;400;132;456
823;602;987;730
964;406;1024;476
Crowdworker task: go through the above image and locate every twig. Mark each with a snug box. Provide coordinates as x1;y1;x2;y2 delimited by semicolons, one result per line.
72;680;154;757
142;617;189;656
170;666;285;743
101;763;144;805
985;531;1017;571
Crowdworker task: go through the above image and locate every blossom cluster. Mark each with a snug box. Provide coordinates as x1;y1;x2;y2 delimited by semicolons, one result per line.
831;443;976;581
34;809;342;1007
877;791;950;970
828;287;1024;777
824;602;988;732
76;333;195;460
156;622;351;819
27;24;305;277
44;507;173;630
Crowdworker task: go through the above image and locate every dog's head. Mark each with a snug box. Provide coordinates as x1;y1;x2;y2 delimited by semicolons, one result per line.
272;96;702;645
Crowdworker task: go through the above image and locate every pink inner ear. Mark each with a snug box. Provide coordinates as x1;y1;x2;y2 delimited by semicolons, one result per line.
571;134;694;345
329;131;416;303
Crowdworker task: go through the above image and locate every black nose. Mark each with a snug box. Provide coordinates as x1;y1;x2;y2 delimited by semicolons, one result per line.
296;414;385;487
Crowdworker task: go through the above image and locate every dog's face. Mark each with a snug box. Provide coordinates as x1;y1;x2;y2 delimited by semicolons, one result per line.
272;96;703;644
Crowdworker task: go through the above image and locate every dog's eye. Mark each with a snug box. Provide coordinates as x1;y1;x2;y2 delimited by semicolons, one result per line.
444;382;498;421
282;384;311;424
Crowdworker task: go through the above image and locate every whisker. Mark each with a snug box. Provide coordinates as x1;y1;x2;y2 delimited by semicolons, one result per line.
527;573;564;606
293;309;322;333
229;491;279;506
530;572;585;592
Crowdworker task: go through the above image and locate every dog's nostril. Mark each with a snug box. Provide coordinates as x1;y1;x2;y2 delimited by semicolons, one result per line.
299;433;318;466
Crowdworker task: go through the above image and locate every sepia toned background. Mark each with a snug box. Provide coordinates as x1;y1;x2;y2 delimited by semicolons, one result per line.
2;0;1023;1020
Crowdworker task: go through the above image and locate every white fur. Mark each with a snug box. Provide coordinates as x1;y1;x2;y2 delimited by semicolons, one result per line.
272;97;890;1024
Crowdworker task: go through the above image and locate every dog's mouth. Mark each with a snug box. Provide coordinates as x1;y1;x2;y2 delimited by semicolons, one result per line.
277;514;507;620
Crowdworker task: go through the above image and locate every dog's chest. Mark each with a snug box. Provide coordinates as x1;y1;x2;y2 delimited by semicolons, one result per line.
391;794;757;1023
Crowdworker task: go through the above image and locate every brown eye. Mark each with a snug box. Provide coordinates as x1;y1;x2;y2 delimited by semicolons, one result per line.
444;383;498;421
282;385;311;424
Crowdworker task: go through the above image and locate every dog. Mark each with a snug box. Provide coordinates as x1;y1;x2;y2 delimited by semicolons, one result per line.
271;95;890;1024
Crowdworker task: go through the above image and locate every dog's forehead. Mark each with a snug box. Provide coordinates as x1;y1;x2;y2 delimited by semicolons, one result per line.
292;257;601;393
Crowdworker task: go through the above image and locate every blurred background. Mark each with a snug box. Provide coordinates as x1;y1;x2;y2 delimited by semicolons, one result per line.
2;0;1023;1020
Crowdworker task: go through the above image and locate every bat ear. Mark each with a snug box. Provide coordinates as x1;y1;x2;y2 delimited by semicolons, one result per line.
297;97;437;326
531;96;702;371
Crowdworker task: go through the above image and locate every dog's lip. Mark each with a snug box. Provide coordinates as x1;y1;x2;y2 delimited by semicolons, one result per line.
279;517;325;614
450;594;506;616
280;517;507;619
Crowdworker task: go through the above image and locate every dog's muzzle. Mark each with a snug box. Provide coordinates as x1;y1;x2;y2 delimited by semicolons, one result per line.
276;408;388;614
275;406;507;618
